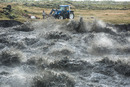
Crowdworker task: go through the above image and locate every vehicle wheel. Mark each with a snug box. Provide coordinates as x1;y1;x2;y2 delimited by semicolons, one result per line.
59;16;63;19
69;13;74;19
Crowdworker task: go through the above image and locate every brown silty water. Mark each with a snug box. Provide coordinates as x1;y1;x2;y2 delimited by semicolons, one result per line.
0;18;130;87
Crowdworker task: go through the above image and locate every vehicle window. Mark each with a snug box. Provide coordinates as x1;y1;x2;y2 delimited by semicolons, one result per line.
60;7;65;11
65;7;69;11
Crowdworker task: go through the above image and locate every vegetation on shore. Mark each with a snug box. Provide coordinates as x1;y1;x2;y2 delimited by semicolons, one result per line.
0;1;130;24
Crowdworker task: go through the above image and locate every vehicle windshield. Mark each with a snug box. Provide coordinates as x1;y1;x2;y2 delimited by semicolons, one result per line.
60;7;65;11
60;7;68;11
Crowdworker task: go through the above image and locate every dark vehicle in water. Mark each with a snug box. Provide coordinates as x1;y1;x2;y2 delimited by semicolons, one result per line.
50;5;74;19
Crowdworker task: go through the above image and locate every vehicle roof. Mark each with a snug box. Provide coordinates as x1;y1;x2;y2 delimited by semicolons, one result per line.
60;5;70;7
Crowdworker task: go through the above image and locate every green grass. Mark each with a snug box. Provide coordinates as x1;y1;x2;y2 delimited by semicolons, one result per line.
0;1;130;24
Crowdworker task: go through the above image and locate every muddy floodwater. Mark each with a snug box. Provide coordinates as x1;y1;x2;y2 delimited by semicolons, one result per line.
0;18;130;87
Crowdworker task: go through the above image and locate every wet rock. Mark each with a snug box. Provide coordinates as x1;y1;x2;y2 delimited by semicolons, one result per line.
0;20;22;28
115;24;130;32
14;23;34;32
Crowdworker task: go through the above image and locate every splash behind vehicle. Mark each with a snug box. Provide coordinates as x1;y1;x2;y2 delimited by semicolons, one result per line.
50;5;74;19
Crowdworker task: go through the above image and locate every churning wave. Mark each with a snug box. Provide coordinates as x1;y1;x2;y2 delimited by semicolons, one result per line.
0;18;130;87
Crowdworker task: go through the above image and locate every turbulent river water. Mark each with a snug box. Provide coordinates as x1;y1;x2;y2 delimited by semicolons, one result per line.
0;18;130;87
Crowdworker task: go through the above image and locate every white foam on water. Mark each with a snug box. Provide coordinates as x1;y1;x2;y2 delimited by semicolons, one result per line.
0;19;130;87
